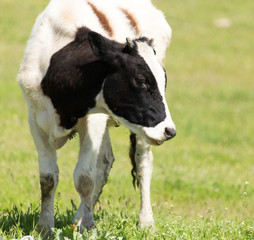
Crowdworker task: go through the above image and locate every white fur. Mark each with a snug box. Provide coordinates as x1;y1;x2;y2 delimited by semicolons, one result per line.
133;41;176;141
134;135;155;227
18;0;173;233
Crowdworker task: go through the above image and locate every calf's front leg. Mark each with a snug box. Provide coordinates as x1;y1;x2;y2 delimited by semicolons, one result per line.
29;111;58;238
73;114;112;231
130;133;155;227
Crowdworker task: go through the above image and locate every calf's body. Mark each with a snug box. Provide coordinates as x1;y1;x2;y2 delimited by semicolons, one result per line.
18;0;175;237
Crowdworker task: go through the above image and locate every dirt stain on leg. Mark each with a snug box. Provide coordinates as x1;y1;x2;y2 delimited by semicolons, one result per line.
40;174;55;200
77;175;94;198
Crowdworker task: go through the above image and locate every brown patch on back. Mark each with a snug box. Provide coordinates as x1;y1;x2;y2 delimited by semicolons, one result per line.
121;9;141;35
87;1;113;37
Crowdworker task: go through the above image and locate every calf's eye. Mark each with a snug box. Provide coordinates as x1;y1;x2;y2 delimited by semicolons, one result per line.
135;76;146;85
135;76;148;90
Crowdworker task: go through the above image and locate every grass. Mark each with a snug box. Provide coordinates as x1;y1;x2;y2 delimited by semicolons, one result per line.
0;0;254;239
1;203;254;239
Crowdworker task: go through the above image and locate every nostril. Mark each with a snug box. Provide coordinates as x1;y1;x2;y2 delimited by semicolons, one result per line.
164;127;176;140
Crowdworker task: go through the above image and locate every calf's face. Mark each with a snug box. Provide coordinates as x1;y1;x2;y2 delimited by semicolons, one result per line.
89;32;176;145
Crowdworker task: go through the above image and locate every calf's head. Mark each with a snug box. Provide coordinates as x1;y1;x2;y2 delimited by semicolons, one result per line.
88;32;176;145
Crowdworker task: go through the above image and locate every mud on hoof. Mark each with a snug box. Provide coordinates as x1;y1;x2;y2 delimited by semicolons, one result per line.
37;224;52;240
79;213;96;233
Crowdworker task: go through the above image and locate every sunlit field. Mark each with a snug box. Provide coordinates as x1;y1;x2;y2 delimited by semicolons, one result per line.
0;0;254;239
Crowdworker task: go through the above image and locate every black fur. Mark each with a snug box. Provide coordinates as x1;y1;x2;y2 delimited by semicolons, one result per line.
41;27;166;129
41;28;113;128
103;50;166;127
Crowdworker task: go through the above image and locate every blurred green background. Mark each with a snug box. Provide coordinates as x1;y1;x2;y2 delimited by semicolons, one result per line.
0;0;254;227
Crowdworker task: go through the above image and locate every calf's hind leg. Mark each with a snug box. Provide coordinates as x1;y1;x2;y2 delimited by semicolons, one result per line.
28;111;58;238
130;133;155;227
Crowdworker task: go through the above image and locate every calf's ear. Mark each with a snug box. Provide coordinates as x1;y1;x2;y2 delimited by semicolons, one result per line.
88;31;109;57
88;31;124;70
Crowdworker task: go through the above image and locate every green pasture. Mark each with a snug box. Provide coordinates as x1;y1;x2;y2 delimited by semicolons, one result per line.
0;0;254;239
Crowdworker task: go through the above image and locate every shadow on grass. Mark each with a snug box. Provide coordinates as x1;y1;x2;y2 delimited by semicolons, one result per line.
0;200;78;236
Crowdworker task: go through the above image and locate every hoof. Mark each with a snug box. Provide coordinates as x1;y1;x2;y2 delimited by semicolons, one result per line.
80;222;96;233
139;212;155;228
79;213;96;233
37;224;52;240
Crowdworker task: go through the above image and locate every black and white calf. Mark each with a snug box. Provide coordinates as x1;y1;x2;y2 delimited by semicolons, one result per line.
18;0;176;237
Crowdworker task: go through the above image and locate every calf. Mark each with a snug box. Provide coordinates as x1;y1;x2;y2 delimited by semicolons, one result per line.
18;0;176;237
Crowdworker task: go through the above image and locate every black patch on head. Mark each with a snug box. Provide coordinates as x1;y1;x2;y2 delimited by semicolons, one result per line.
103;37;166;127
41;28;124;129
41;27;166;129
